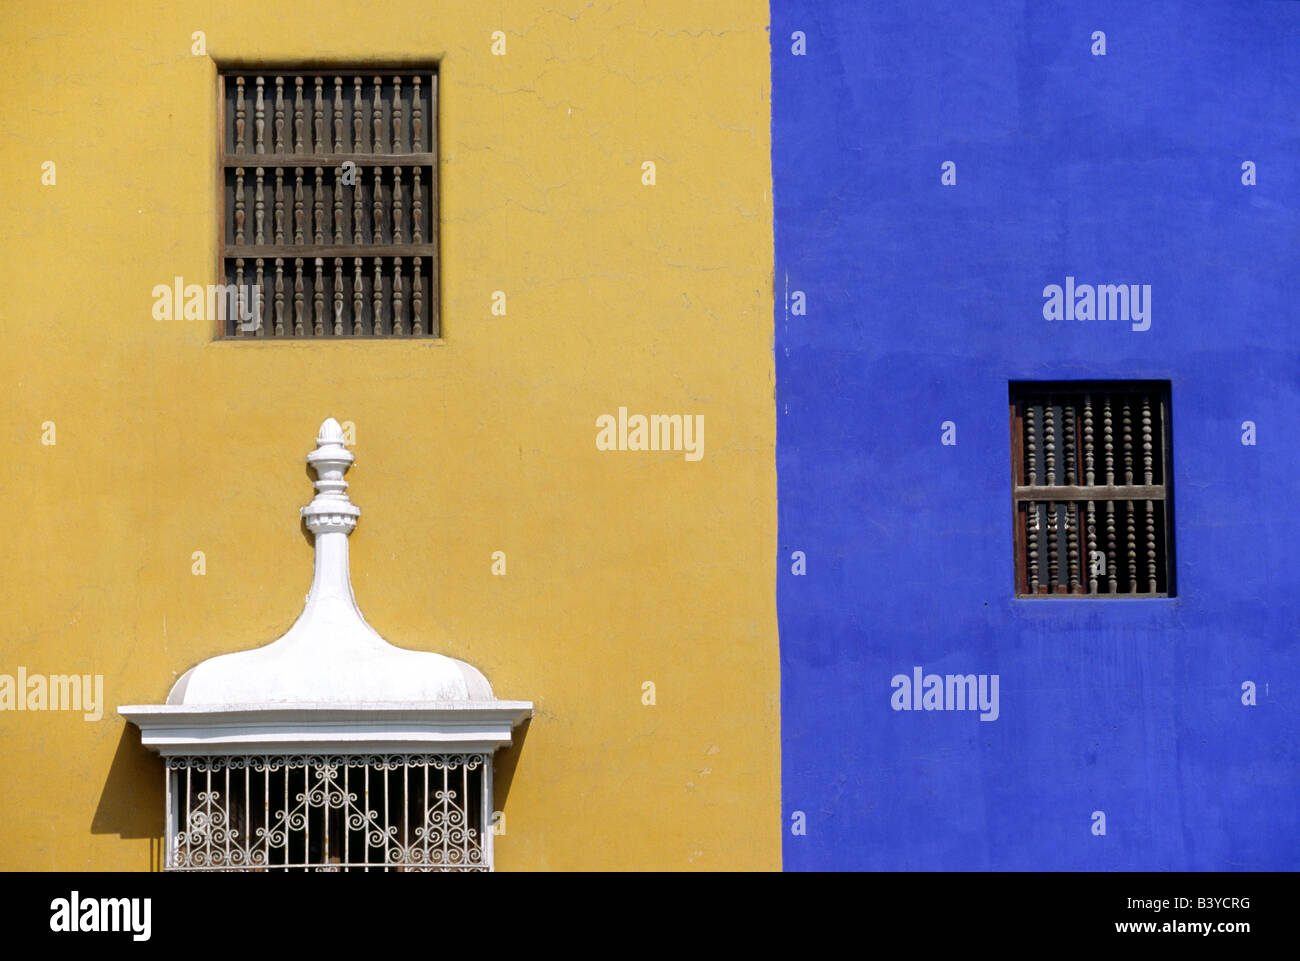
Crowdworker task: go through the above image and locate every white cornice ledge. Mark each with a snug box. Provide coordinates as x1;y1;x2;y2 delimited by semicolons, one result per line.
118;701;534;756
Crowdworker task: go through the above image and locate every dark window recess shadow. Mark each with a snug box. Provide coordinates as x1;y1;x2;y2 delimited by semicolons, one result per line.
493;716;529;818
91;722;164;842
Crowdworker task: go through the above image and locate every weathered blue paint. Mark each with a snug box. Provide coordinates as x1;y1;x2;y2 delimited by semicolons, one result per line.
773;0;1299;870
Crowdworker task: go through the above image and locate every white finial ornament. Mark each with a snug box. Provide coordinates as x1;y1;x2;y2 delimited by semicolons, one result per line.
302;418;360;535
121;418;532;757
156;418;496;706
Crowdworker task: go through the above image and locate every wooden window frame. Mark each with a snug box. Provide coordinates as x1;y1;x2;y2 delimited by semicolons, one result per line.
215;65;439;340
1009;381;1175;598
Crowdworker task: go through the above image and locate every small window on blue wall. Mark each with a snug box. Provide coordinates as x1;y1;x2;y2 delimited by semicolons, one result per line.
1009;382;1174;598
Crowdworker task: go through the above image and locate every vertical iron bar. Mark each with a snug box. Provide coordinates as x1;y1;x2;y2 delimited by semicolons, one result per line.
323;761;330;868
165;766;173;868
303;761;310;869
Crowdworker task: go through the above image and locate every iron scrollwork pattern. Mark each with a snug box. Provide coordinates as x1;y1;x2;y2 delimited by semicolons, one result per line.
166;753;490;871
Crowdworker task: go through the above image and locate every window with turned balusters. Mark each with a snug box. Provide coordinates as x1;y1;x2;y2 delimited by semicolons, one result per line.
219;69;438;338
1009;382;1175;597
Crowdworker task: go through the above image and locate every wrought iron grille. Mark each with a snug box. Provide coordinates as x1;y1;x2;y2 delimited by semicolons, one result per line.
218;68;438;338
1009;382;1174;597
165;754;490;871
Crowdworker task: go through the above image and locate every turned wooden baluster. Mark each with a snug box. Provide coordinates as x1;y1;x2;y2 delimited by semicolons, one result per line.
1064;402;1077;484
372;167;383;243
353;77;365;153
1047;501;1059;592
1123;400;1135;590
293;167;305;243
274;77;286;153
372;77;384;154
333;171;344;244
412;168;423;244
411;77;423;152
412;257;424;336
392;167;403;243
253;259;265;336
294;77;305;153
313;167;325;244
1044;399;1058;590
1125;499;1137;594
1103;395;1117;593
333;259;344;336
313;258;324;336
274;169;285;244
372;258;384;335
1122;400;1134;485
392;257;404;335
254;168;265;245
1063;402;1079;590
352;258;365;334
392;77;403;153
1141;396;1155;487
353;170;364;244
233;259;245;336
1025;402;1039;594
233;168;246;244
234;77;246;154
293;258;305;336
313;77;324;155
1142;395;1157;592
274;259;285;336
254;77;266;154
1103;396;1115;485
1044;399;1057;486
1084;394;1098;593
333;77;344;152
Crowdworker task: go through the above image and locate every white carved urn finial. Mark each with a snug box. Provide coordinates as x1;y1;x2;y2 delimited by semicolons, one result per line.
302;417;360;535
144;415;511;711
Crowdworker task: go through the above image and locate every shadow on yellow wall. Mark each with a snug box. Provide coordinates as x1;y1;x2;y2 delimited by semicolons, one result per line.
91;725;165;870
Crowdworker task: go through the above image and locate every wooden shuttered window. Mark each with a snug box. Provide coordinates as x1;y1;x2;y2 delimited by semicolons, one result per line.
218;68;438;338
1010;382;1174;597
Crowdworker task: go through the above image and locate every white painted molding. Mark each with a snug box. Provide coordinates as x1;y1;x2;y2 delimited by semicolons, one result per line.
119;702;534;755
119;418;532;755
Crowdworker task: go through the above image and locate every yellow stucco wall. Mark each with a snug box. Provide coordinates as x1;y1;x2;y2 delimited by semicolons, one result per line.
0;1;777;870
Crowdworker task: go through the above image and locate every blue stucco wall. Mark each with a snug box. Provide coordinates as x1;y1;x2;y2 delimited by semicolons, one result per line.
773;0;1299;870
